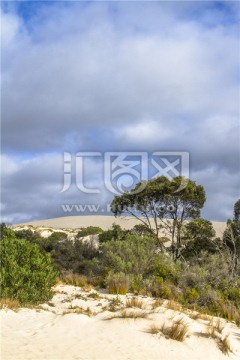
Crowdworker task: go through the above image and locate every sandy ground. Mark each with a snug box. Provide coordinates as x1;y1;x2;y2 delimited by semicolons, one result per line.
1;285;239;360
15;215;227;239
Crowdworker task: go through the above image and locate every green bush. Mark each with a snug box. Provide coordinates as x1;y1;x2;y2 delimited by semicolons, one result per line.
77;226;103;238
184;287;199;304
0;233;58;304
154;254;179;283
100;234;158;276
98;224;128;243
52;238;99;273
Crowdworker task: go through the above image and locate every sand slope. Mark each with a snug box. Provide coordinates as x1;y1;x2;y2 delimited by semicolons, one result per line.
1;285;239;360
15;216;227;238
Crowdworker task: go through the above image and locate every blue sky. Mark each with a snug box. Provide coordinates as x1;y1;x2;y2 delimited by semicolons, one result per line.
1;1;239;224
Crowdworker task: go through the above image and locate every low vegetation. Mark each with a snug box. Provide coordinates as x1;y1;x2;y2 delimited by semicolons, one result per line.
149;318;189;342
106;308;149;320
1;180;239;332
0;228;57;305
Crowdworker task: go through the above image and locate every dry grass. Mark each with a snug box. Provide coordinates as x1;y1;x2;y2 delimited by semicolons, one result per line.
106;309;149;320
218;334;233;355
151;298;162;310
149;323;160;334
61;274;88;287
126;297;144;309
0;298;21;311
108;275;129;295
108;296;123;312
205;318;233;354
149;318;189;342
165;300;183;312
206;318;225;339
214;318;225;334
63;306;93;317
188;311;200;320
87;292;101;300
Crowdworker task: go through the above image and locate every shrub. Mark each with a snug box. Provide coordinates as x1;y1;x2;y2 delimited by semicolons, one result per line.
107;272;129;295
98;224;128;243
76;226;103;238
14;229;42;242
154;254;179;283
0;234;57;304
52;239;99;273
100;234;158;276
184;288;199;304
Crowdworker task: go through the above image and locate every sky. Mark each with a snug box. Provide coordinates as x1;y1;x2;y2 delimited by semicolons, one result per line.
1;1;240;224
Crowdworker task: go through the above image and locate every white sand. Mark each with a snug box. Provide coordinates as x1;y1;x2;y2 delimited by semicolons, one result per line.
1;285;239;360
15;215;227;238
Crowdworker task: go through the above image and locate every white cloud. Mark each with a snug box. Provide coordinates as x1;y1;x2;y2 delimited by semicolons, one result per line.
0;10;21;47
1;2;239;222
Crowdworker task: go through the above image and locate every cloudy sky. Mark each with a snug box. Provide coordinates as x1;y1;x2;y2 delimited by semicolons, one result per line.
1;1;239;224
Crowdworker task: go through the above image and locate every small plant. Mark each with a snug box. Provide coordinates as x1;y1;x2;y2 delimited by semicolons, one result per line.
63;306;93;317
106;309;149;320
157;318;189;342
214;318;225;334
206;319;233;355
188;311;199;320
206;318;225;339
87;292;100;300
47;302;55;307
196;313;211;321
0;298;21;311
108;296;123;312
107;272;129;295
166;300;183;312
152;298;161;310
126;297;144;309
61;273;88;287
149;323;160;334
218;334;233;355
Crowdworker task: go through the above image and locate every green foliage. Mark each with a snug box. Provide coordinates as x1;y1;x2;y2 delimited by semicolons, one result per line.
0;234;57;304
1;224;15;239
41;232;68;252
76;226;103;238
111;176;206;259
223;200;240;267
184;287;199;304
98;224;128;243
100;234;158;276
182;218;218;258
154;254;180;283
14;229;42;242
52;238;99;273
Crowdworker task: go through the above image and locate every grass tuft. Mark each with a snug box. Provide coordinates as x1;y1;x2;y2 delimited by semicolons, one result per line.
106;308;149;320
149;318;189;342
0;298;21;311
126;297;144;309
61;273;88;287
218;335;233;355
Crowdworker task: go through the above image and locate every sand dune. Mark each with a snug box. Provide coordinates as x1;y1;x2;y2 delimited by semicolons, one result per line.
1;285;240;360
15;215;227;238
